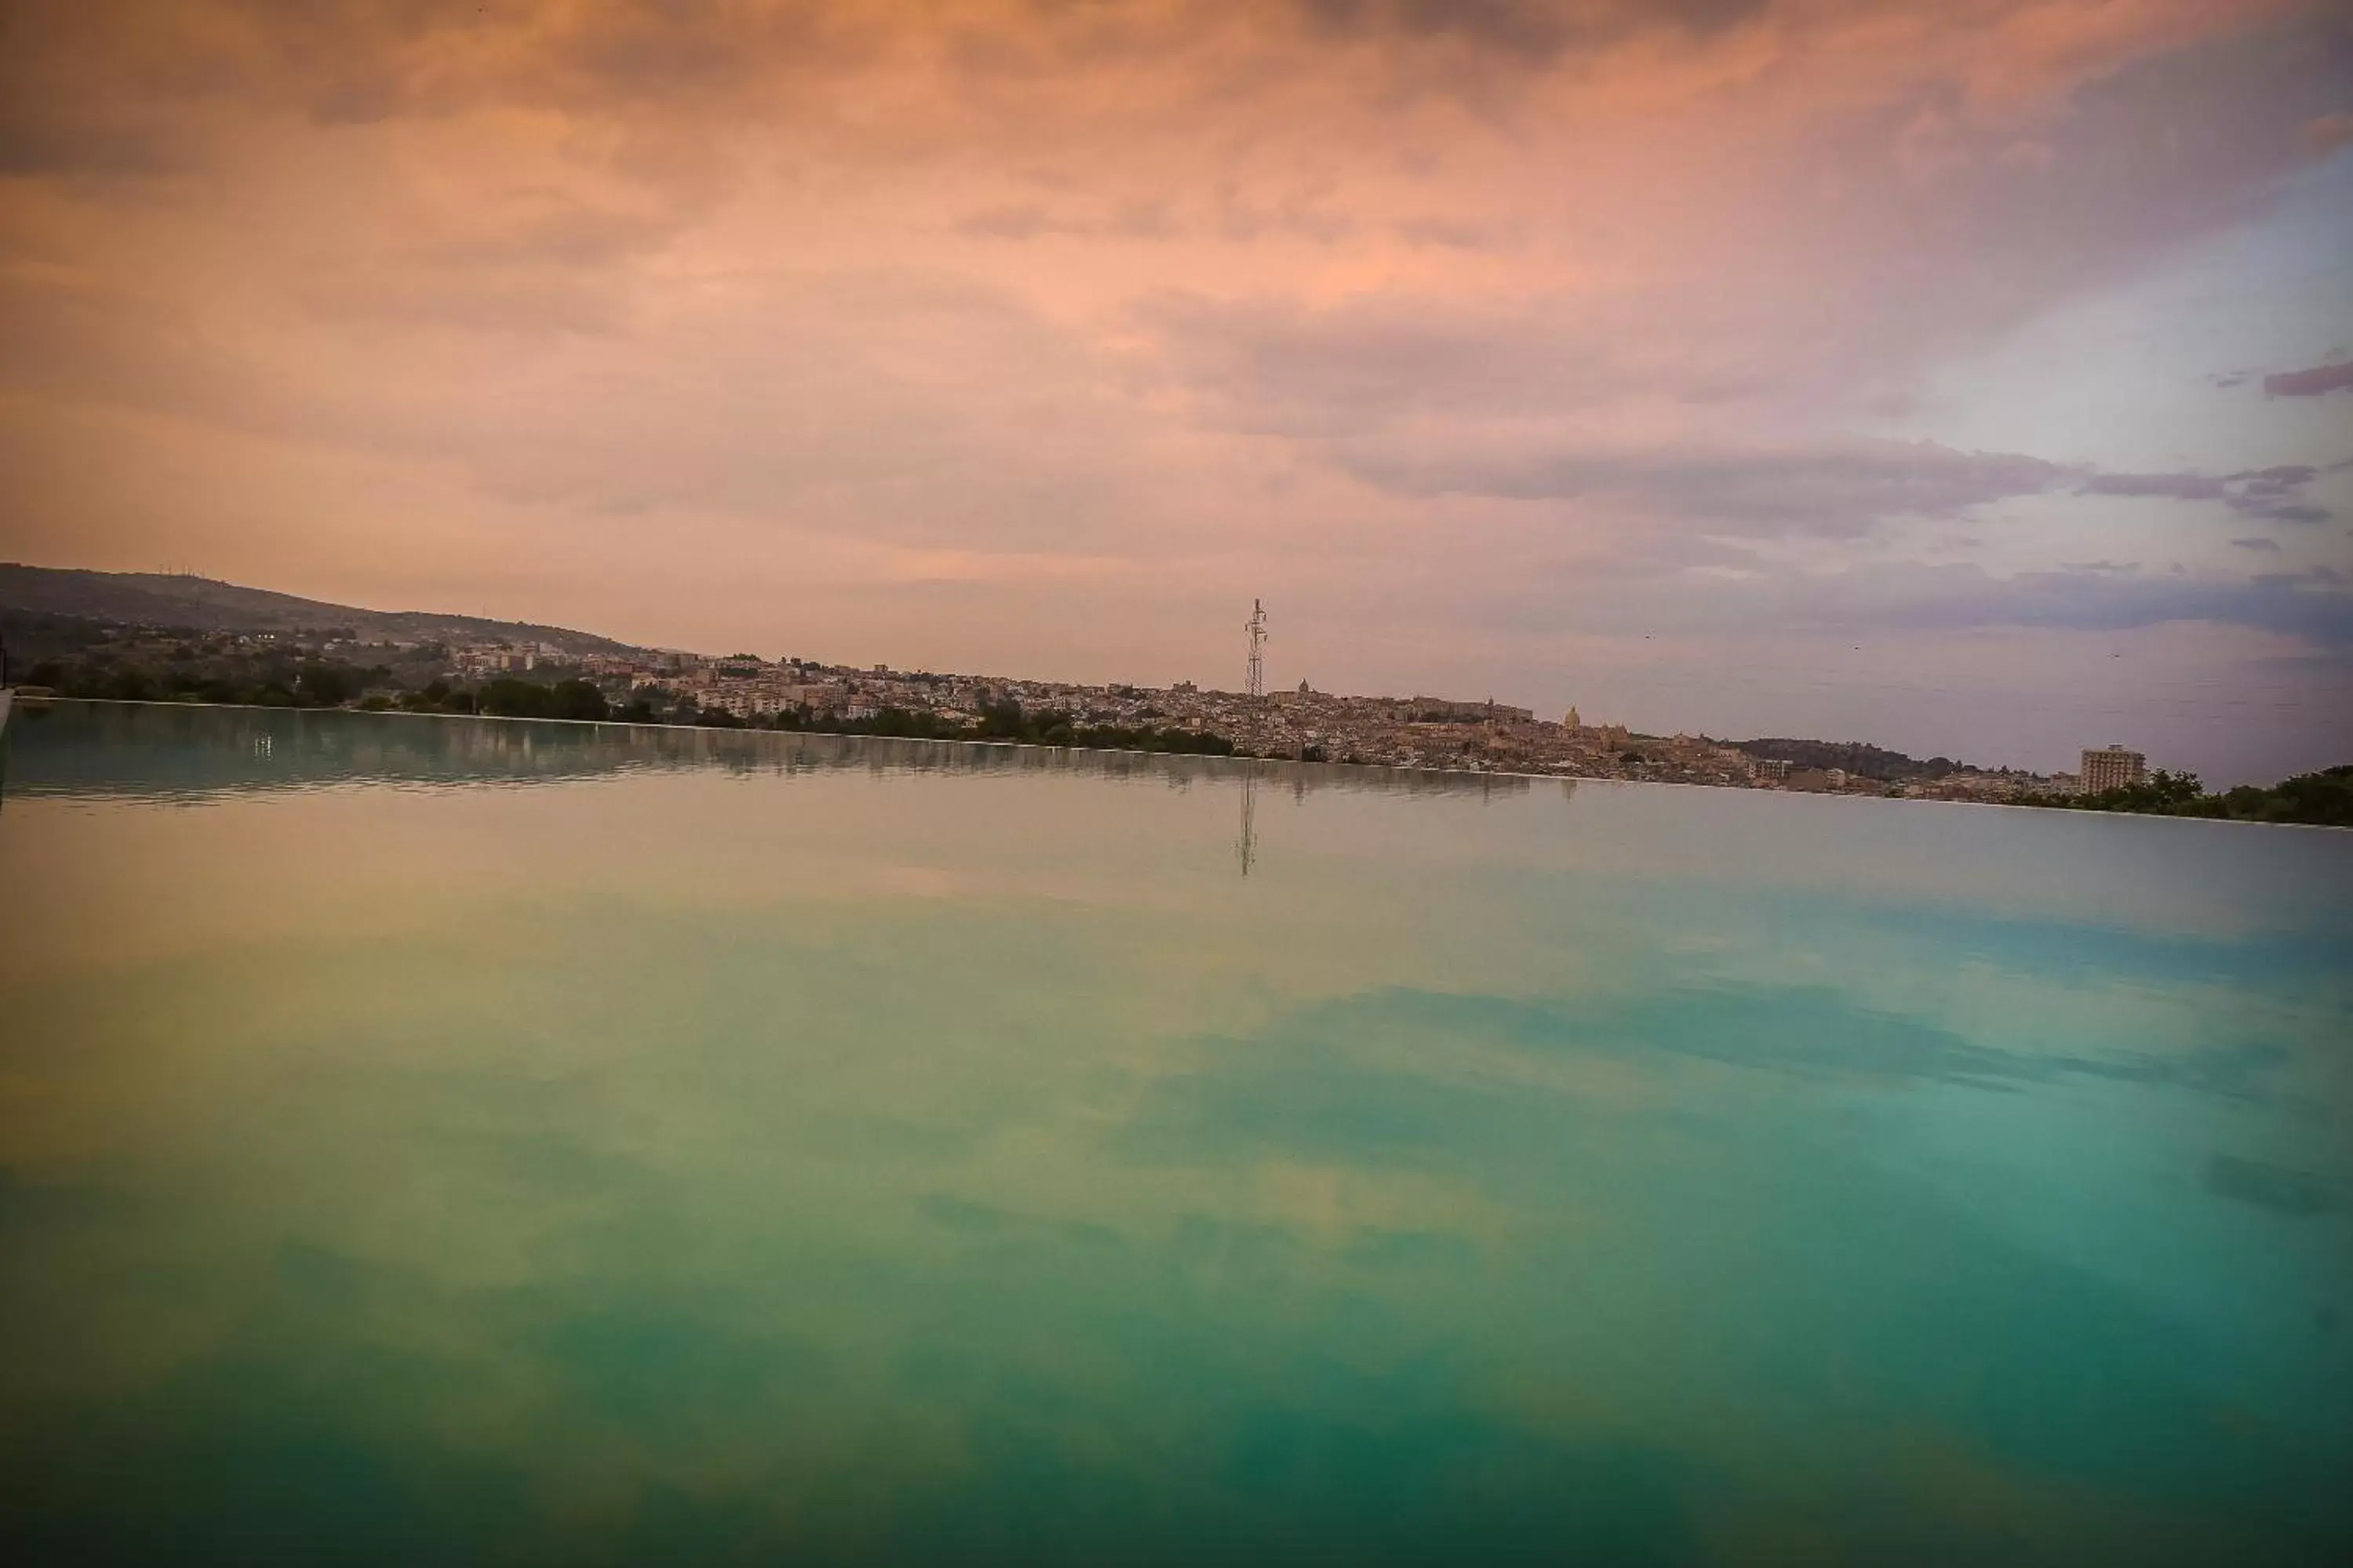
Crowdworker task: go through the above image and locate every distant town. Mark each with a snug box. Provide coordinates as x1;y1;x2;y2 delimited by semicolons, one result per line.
5;565;2346;824
1;566;2107;802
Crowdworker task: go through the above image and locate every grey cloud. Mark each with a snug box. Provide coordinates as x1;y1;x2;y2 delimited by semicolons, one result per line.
0;0;872;179
1473;558;2353;649
2233;502;2332;525
1292;0;1763;60
1843;565;2353;646
1750;564;2353;646
1131;292;1758;437
2079;473;2228;500
1341;438;2071;536
1137;281;2334;544
1767;14;2353;414
2076;464;2330;526
1138;282;2337;541
1296;0;1579;59
0;0;1767;174
2229;464;2320;488
2263;362;2353;398
2231;537;2282;552
2224;466;2331;524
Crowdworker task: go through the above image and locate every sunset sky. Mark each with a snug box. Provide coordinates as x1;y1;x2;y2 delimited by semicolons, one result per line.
2;1;2348;781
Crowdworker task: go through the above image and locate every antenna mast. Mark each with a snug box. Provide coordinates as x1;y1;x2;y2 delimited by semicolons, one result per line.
1244;598;1267;700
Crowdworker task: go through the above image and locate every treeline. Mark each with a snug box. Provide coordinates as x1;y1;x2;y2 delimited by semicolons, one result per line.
2024;766;2351;827
31;657;394;709
733;698;1234;755
1730;737;1978;780
403;677;613;722
16;660;1244;758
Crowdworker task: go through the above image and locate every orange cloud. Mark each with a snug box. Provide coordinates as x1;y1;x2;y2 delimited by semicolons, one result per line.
1;0;2348;762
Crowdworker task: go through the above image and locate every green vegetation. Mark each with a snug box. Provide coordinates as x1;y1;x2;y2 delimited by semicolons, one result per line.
401;678;475;715
2025;766;2352;827
35;650;394;709
1731;737;1981;780
777;699;1234;755
972;699;1234;754
5;620;1246;759
479;677;609;722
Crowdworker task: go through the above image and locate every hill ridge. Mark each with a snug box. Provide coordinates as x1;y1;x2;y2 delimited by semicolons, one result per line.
0;564;639;656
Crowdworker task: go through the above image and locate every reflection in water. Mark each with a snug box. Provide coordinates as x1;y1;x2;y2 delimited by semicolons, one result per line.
4;700;1553;806
1;701;2348;1564
2206;1153;2348;1217
1237;758;1259;877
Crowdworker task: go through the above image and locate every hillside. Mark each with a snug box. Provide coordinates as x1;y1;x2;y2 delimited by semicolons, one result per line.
0;565;640;657
1728;736;1987;780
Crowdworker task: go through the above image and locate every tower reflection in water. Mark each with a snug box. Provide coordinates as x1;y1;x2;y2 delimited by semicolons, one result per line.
1236;759;1258;877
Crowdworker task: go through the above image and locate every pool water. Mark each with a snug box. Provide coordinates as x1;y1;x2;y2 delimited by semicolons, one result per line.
2;702;2348;1563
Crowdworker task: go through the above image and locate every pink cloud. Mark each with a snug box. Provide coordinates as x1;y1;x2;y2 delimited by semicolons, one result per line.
1;0;2348;774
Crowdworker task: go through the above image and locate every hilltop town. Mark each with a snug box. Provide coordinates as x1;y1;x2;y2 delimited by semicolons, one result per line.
2;567;2086;802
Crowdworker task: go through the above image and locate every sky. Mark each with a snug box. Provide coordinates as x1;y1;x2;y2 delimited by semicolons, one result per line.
0;0;2348;784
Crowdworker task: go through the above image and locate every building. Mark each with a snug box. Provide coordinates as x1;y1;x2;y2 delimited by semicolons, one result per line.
2080;745;2147;793
1411;697;1536;723
1751;757;1792;782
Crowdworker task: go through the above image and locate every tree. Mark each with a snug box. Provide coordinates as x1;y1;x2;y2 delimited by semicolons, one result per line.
550;679;608;722
479;678;554;718
478;677;603;720
297;661;355;706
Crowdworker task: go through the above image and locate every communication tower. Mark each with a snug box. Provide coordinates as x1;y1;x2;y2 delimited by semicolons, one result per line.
1244;598;1268;699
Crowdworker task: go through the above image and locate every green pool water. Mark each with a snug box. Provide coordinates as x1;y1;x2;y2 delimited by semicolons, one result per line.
2;701;2348;1563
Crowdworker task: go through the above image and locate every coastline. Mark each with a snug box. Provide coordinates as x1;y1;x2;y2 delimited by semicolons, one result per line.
26;697;2347;830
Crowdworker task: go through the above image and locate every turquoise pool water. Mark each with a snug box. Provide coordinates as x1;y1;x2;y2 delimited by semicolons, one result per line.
2;701;2348;1563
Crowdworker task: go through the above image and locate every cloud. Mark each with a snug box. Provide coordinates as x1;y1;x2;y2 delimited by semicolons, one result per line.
1732;563;2353;646
2234;502;2333;525
2079;472;2228;500
954;203;1054;241
2073;464;2331;526
2229;464;2321;486
1288;0;1766;63
1468;556;2353;653
1339;438;2072;536
1129;293;1645;436
2224;464;2333;524
1393;216;1519;250
3;0;2349;773
2307;111;2353;155
2262;362;2353;397
2231;537;2282;551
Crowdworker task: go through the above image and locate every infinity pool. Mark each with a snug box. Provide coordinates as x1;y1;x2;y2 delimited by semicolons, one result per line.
2;702;2347;1563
